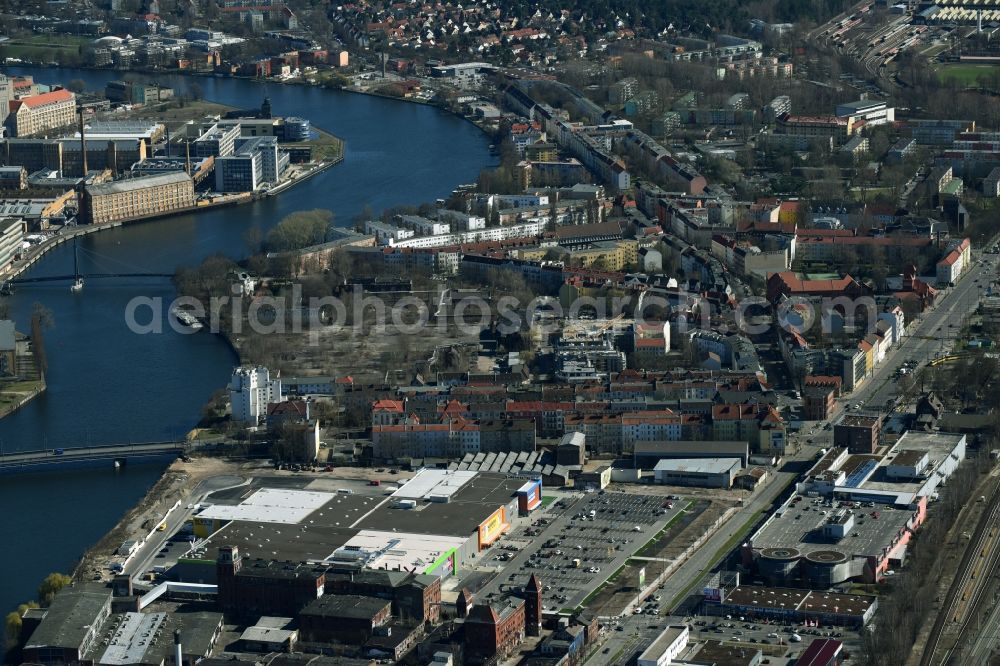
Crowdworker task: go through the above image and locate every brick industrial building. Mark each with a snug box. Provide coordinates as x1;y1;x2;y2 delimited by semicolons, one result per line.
81;171;196;224
464;599;526;663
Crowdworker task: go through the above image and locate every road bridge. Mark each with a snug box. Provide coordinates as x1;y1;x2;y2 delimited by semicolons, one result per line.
0;441;189;475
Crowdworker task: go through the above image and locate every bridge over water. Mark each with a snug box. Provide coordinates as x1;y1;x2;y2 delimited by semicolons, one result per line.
1;238;174;294
0;441;190;475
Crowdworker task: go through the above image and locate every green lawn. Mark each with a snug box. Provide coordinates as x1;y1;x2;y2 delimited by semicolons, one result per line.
936;63;1000;86
301;132;344;162
11;34;93;47
0;379;45;412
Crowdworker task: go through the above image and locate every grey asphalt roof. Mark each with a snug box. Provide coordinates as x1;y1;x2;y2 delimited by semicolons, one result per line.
25;584;111;651
86;171;191;196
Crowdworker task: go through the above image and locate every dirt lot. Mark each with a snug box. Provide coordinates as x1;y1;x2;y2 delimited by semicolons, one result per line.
124;99;236;127
233;316;480;384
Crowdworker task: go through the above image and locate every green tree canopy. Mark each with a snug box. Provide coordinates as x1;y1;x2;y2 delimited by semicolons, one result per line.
38;573;72;607
5;610;21;642
264;209;334;253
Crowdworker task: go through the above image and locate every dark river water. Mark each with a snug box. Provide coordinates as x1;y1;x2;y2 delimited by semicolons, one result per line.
0;66;495;626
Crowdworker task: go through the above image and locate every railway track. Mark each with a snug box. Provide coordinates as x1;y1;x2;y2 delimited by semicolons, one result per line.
921;477;1000;666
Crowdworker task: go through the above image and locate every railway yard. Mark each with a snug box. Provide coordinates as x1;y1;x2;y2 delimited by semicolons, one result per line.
920;474;1000;665
812;1;1000;90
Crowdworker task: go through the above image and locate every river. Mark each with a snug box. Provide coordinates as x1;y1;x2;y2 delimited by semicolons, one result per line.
0;66;495;631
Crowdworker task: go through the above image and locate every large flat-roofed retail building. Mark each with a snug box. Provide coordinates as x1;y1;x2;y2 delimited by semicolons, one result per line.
184;470;539;587
799;432;967;507
742;492;922;586
702;585;877;628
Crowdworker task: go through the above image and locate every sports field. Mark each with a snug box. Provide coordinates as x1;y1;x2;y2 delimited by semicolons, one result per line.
936;63;1000;85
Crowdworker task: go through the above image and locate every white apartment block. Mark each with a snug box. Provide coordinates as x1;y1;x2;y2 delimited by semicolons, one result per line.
437;209;486;230
229;365;283;424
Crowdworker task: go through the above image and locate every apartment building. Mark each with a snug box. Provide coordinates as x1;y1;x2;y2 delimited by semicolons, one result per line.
561;239;638;271
609;77;639;105
909;119;974;146
777;115;855;144
371;418;535;459
764;95;791;122
936;238;971;285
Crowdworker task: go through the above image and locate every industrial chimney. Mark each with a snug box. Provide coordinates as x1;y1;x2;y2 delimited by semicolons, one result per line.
78;106;88;177
173;629;182;666
185;140;191;176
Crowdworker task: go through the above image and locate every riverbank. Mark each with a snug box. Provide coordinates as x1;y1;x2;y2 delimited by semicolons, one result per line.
0;195;251;285
0;68;495;646
0;144;344;286
18;60;497;141
70;456;247;585
0;378;45;420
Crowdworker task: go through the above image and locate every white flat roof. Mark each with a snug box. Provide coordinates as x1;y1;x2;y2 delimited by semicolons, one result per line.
390;469;477;500
198;488;332;524
239;626;296;643
338;530;467;573
653;458;742;474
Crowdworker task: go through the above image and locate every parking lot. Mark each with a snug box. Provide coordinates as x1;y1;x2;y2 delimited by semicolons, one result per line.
471;490;684;613
681;615;862;660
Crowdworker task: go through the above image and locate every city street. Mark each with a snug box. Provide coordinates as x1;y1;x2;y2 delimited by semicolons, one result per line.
844;253;994;416
582;444;820;666
125;475;248;577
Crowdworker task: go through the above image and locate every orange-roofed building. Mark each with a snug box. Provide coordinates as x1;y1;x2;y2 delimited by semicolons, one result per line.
765;271;871;304
778;200;802;224
6;88;76;137
371;399;405;426
936;238;971;285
